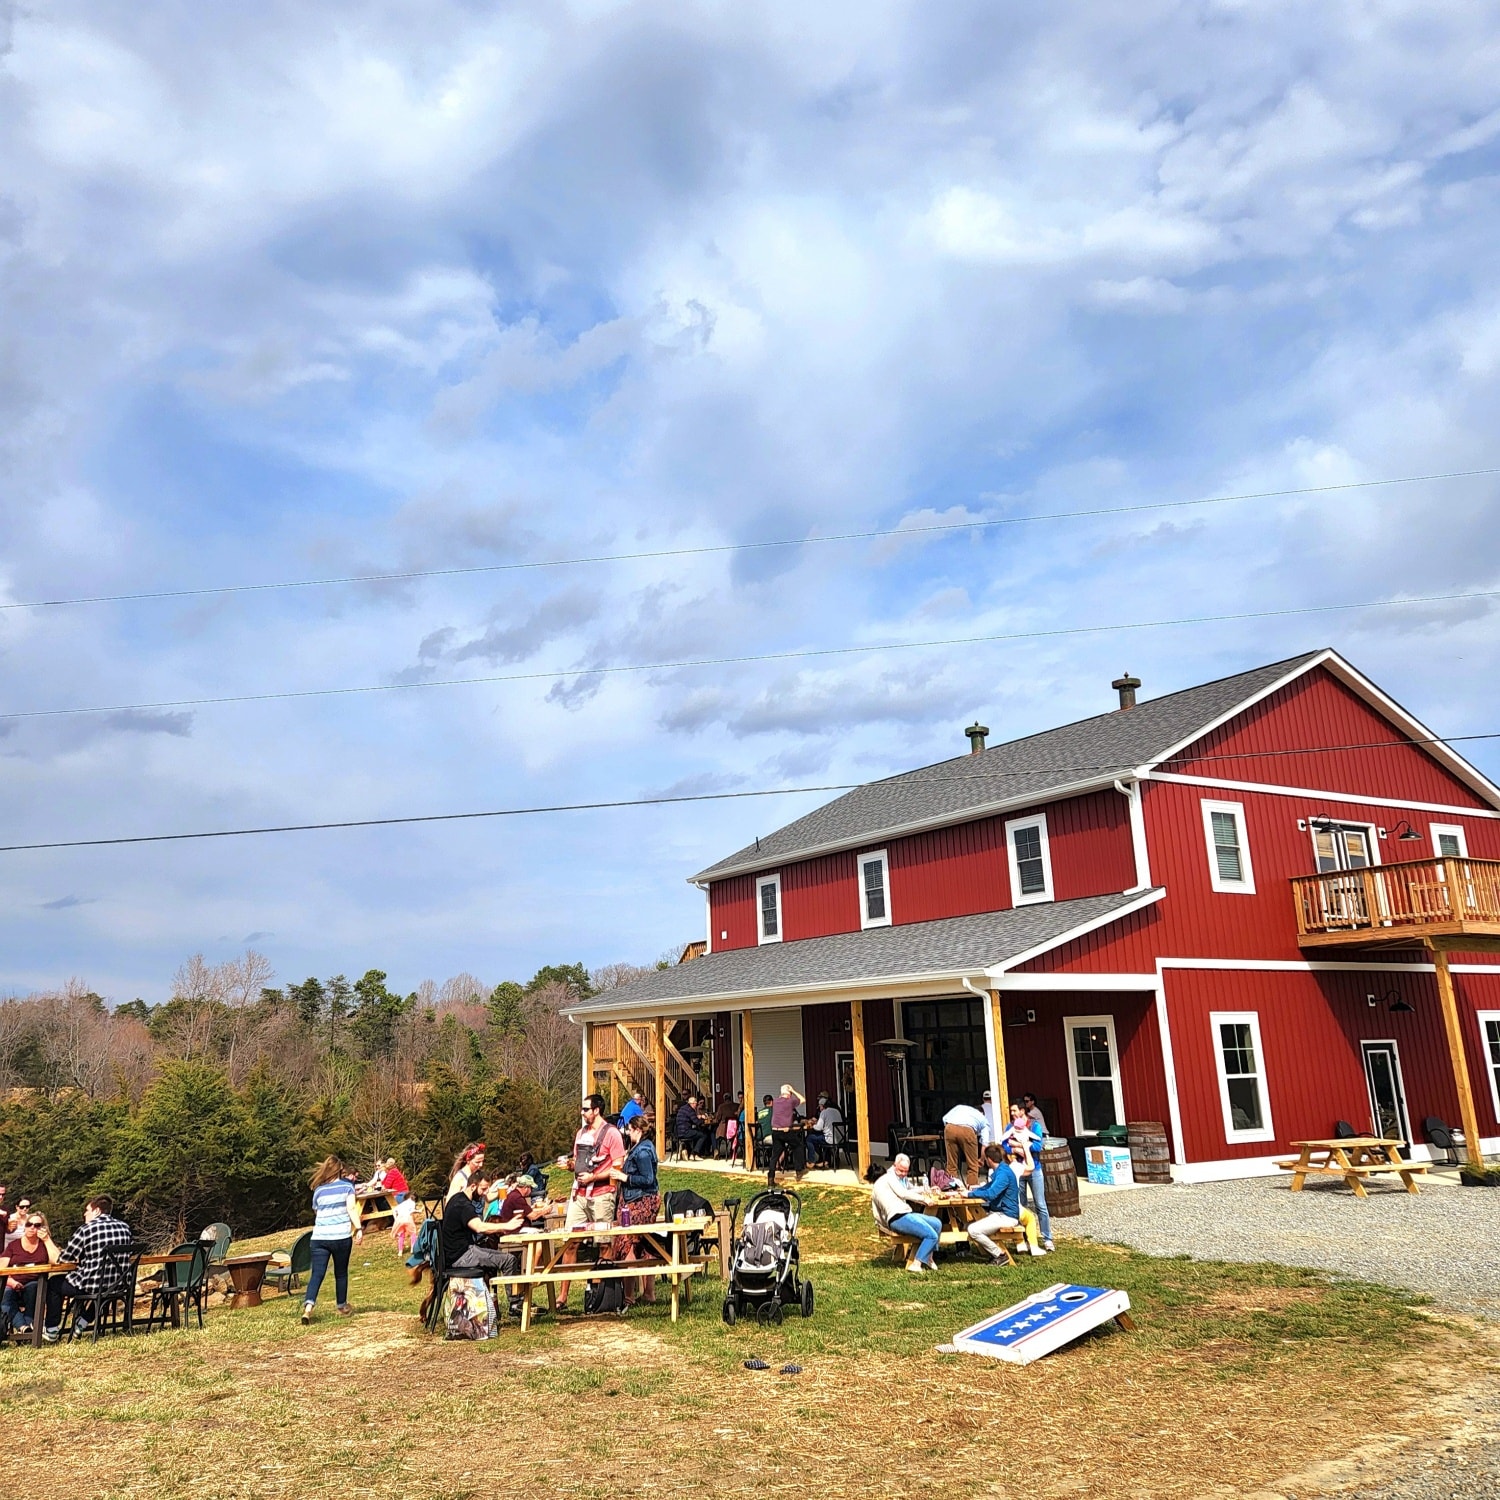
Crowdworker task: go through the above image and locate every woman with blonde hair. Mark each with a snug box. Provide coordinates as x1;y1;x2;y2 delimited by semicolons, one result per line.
303;1156;363;1325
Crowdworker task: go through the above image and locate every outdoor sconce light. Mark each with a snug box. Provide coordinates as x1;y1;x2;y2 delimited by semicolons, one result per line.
829;1016;852;1033
1392;820;1422;842
1367;989;1414;1014
1006;1009;1037;1027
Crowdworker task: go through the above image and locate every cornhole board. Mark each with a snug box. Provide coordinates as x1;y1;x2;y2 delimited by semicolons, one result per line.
953;1283;1132;1365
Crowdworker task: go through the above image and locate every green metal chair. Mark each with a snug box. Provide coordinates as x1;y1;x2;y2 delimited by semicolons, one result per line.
201;1222;232;1266
145;1242;209;1332
263;1230;313;1296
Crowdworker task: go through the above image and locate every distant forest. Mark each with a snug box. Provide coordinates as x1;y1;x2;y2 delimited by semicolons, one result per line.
0;948;675;1244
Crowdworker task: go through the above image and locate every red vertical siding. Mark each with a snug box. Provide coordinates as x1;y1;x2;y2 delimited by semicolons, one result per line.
709;874;758;951
711;1011;732;1105
1169;667;1489;806
800;999;897;1144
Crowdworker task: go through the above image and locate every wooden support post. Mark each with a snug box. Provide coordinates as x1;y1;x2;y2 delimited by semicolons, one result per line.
989;989;1010;1112
850;998;871;1180
654;1016;667;1158
1432;945;1485;1167
581;1022;594;1101
741;1010;756;1170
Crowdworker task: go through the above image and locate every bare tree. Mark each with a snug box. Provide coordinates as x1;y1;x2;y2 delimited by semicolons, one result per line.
592;961;656;991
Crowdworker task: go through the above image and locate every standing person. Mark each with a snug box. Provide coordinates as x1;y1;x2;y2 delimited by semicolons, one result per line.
446;1142;486;1202
608;1114;661;1306
40;1195;133;1341
4;1197;33;1246
806;1092;844;1166
981;1090;999;1141
303;1156;363;1325
381;1158;410;1203
0;1210;63;1333
1020;1092;1049;1135
941;1101;991;1187
556;1094;624;1310
870;1153;942;1273
1004;1101;1053;1252
767;1084;807;1185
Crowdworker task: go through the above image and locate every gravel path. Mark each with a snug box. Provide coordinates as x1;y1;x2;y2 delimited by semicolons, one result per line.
1056;1173;1500;1320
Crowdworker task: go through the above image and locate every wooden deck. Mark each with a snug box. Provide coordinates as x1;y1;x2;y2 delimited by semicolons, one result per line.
1292;856;1500;953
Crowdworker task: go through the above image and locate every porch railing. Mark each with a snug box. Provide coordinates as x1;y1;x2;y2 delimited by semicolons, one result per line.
1292;856;1500;940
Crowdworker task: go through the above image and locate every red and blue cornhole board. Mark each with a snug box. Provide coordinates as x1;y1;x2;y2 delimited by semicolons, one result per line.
953;1283;1133;1365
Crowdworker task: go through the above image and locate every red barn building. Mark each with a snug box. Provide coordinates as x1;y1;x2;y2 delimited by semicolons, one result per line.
566;649;1500;1180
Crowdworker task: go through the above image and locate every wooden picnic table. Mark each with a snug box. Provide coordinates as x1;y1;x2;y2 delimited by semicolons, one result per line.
5;1261;77;1348
1276;1137;1430;1197
492;1216;710;1331
911;1189;1026;1264
355;1188;397;1228
216;1252;273;1308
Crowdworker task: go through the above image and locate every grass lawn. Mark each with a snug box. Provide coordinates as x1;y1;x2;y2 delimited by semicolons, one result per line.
1;1169;1477;1499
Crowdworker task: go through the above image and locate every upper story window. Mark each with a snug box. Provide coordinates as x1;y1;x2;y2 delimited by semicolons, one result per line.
859;850;891;929
1201;799;1255;894
1004;814;1053;905
1430;823;1469;860
756;874;782;945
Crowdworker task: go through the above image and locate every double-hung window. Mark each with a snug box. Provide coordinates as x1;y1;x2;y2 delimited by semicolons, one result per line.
1430;824;1469;860
1004;814;1053;905
859;850;891;929
1210;1011;1274;1143
756;874;782;945
1201;799;1255;894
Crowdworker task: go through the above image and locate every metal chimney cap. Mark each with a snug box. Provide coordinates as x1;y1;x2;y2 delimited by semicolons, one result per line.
964;721;989;754
1111;673;1141;710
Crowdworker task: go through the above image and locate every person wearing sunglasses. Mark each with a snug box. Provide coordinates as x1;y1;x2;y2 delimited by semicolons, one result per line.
5;1198;32;1245
1;1212;62;1334
555;1094;623;1310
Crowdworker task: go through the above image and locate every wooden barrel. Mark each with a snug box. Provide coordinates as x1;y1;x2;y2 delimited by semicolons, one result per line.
1041;1140;1080;1218
1127;1121;1173;1184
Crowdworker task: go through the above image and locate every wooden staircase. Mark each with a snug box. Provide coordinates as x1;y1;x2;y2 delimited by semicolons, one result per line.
589;1020;704;1117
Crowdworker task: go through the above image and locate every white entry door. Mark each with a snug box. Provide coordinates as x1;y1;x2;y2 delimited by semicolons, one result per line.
1064;1015;1125;1133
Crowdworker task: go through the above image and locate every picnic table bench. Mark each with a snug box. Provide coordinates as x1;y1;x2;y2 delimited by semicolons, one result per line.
492;1217;710;1331
1275;1137;1430;1197
879;1191;1029;1267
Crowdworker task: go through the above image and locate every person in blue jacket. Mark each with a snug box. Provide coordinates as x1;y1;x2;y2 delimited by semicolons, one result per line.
966;1143;1043;1261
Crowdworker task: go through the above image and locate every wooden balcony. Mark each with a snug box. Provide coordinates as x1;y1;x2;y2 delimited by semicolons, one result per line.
1292;856;1500;952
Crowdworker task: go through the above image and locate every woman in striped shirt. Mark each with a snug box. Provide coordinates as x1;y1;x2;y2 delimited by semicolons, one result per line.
303;1156;363;1325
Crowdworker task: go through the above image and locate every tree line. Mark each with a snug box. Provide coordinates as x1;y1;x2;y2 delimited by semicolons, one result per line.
0;949;668;1245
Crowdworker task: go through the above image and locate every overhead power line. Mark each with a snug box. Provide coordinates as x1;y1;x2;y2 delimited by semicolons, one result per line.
5;583;1500;723
2;729;1497;853
3;466;1497;613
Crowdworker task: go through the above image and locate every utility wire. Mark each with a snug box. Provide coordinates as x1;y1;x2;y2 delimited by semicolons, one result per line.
3;729;1497;853
3;466;1497;613
6;584;1500;722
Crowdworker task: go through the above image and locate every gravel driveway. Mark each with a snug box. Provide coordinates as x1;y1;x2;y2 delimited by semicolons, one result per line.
1057;1172;1500;1321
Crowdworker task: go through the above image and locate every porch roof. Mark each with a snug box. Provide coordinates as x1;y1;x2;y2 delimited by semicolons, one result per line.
563;888;1163;1020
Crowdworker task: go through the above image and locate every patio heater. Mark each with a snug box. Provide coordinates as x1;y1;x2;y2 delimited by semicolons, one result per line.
875;1037;915;1145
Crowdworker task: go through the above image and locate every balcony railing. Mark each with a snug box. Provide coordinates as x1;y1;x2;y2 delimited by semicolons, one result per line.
1292;856;1500;947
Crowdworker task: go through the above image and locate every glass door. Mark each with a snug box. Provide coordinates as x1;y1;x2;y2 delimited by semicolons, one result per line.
1312;822;1377;925
1361;1040;1410;1144
1064;1016;1124;1133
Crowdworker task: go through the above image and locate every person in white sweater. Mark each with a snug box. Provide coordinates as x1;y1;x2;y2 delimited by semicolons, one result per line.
870;1154;943;1273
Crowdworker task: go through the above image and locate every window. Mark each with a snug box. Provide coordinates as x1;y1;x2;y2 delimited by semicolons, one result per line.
903;998;988;1124
1004;814;1053;905
1479;1011;1500;1126
1201;799;1255;894
756;874;782;945
858;850;891;929
1209;1011;1274;1143
1430;824;1469;860
1063;1015;1125;1132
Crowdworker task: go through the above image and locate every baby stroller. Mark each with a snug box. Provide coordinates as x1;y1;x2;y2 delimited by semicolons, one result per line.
722;1188;813;1325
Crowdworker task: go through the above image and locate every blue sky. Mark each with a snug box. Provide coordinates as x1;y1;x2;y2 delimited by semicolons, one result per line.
3;1;1500;1002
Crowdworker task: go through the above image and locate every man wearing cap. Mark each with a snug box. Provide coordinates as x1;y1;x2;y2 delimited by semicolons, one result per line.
805;1092;844;1166
981;1090;998;1141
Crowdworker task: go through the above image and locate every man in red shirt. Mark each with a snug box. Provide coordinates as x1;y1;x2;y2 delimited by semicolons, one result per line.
557;1094;624;1308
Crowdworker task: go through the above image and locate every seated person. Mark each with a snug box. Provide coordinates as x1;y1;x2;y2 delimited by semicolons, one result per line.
674;1095;714;1157
966;1144;1043;1263
41;1195;133;1341
491;1175;549;1234
515;1153;547;1193
870;1153;941;1273
1;1211;63;1332
441;1176;522;1277
806;1093;844;1165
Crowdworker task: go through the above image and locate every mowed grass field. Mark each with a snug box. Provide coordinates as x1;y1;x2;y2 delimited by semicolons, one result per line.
1;1170;1481;1500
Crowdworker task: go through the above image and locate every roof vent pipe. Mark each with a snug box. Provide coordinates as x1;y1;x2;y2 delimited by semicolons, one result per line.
1111;673;1141;711
965;722;989;755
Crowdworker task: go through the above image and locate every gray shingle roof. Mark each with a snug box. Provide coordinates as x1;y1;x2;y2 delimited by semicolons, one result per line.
692;651;1324;882
565;890;1161;1017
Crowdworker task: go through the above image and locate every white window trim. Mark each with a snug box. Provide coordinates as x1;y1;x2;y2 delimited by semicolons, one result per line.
858;848;891;929
1430;823;1469;860
756;873;783;945
1209;1010;1275;1144
1062;1014;1125;1134
1306;817;1382;871
1005;813;1054;906
1478;1011;1500;1126
1201;799;1255;895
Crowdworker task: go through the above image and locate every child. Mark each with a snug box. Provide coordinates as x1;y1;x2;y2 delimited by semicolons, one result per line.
1004;1143;1047;1255
391;1193;419;1256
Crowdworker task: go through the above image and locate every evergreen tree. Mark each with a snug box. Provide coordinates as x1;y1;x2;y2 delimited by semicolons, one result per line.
349;969;410;1060
526;962;595;1001
487;980;527;1035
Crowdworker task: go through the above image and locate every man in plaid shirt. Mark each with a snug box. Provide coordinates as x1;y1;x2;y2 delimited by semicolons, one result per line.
41;1194;132;1341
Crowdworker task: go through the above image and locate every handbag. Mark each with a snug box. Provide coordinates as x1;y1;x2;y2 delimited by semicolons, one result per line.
442;1275;498;1340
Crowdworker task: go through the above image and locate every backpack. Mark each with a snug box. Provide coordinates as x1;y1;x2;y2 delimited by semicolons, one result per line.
584;1278;626;1315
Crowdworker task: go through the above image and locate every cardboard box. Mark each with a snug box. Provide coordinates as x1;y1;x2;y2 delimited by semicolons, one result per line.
1085;1145;1134;1186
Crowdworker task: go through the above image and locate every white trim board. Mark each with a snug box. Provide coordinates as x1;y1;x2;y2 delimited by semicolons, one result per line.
995;973;1159;991
989;887;1165;975
1148;772;1500;819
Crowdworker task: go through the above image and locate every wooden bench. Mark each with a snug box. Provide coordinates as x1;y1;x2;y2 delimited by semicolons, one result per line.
879;1221;1028;1267
494;1262;700;1330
